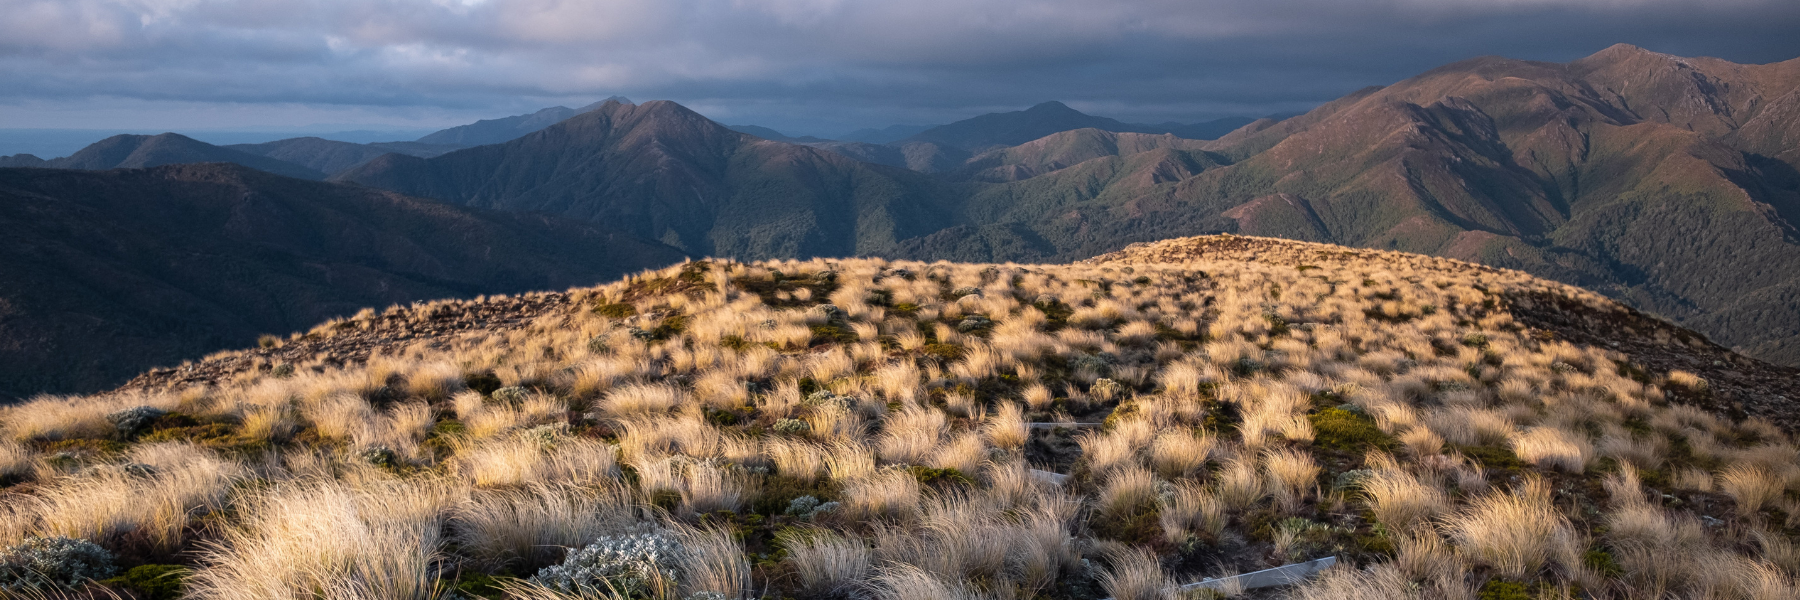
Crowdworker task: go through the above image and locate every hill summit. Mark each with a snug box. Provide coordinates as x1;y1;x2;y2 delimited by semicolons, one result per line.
9;235;1798;599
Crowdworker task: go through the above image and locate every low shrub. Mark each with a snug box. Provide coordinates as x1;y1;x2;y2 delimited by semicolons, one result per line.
0;536;118;591
750;476;840;516
529;531;685;598
106;406;168;438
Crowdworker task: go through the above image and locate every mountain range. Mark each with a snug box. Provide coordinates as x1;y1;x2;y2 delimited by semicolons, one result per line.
726;104;1253;174
4;43;1799;398
336;44;1800;368
0;163;684;399
0;133;330;180
0;98;634;179
333;99;965;260
913;44;1800;366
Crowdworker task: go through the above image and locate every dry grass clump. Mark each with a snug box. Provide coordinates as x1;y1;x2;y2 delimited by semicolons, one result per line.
3;245;1796;599
455;434;617;488
780;528;872;597
1149;430;1214;478
985;402;1028;450
10;443;244;553
1097;465;1158;522
1719;464;1785;517
188;478;457;600
1360;459;1449;530
1157;481;1226;543
843;469;923;522
451;483;637;572
1446;477;1577;579
1262;447;1320;512
1510;426;1593;473
1096;546;1175;600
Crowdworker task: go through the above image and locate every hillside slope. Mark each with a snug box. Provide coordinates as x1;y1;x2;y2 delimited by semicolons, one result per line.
335;99;965;260
898;101;1250;152
42;133;325;180
0;164;685;399
226;137;465;176
415;97;630;146
14;235;1797;600
905;45;1800;366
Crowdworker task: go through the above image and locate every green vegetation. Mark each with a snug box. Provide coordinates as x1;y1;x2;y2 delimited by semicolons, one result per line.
1308;408;1397;453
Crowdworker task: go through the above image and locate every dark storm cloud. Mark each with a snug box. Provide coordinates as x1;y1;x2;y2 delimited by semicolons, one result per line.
2;0;1798;134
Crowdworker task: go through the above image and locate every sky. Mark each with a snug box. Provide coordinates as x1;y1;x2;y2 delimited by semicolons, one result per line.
2;0;1800;142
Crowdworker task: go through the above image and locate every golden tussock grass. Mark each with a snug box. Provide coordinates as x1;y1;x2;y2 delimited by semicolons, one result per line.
1445;477;1578;579
3;242;1794;599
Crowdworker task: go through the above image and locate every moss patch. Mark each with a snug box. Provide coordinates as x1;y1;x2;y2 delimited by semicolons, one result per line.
99;564;189;600
1308;408;1397;453
905;466;973;487
592;303;637;318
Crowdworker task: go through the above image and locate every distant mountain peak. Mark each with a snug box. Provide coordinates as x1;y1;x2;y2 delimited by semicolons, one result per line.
1574;42;1683;68
42;132;326;180
417;97;633;146
575;96;635;112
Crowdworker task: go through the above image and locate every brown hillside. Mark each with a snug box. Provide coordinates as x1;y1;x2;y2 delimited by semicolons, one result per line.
919;45;1800;368
1086;235;1800;432
13;235;1799;599
0;164;685;399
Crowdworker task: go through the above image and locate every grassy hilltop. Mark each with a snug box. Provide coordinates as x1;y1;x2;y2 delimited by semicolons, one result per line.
2;235;1798;599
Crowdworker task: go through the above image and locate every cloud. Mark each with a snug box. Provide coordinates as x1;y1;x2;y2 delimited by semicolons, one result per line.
0;0;1796;134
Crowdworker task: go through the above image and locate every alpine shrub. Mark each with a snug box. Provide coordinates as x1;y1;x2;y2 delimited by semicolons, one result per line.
0;536;118;591
106;406;168;436
529;531;686;598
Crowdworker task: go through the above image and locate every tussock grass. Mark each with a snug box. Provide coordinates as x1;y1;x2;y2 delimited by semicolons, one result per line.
1446;477;1577;579
14;443;244;552
1;245;1791;599
451;483;637;572
1510;426;1593;473
1361;458;1449;531
780;528;871;597
188;478;458;600
1097;546;1175;600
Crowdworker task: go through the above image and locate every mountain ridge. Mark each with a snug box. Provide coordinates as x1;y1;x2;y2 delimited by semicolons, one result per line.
0;163;685;399
415;96;632;146
33;133;327;180
891;44;1800;366
225;137;465;176
335;99;966;260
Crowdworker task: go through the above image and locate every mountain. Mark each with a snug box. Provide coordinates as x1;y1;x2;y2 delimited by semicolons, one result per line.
725;124;795;140
724;125;830;143
29;236;1800;600
226;137;466;176
0;154;44;167
900;101;1151;151
0;163;684;399
415;96;632;146
901;44;1800;366
1151;116;1259;140
36;133;325;180
838;123;935;144
335;99;964;260
953;128;1216;182
799;140;973;173
896;102;1255;152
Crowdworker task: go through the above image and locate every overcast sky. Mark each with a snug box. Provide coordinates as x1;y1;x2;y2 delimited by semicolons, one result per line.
3;0;1799;138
